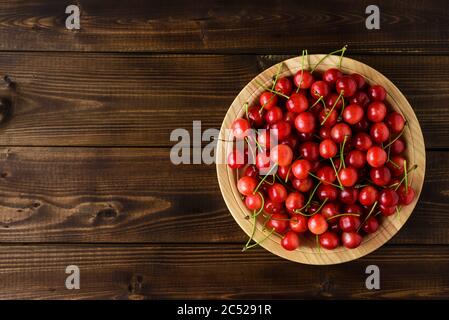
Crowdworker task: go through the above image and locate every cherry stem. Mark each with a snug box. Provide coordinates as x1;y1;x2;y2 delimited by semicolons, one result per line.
330;158;344;190
294;181;322;214
255;79;290;99
316;234;321;254
310;96;324;109
272;62;283;91
311;45;348;73
395;206;401;220
339;135;348;170
404;160;408;193
253;163;278;194
338;45;348;68
294;197;328;217
383;122;407;149
308;172;342;189
243;228;275;251
295;50;307;93
285;167;292;183
244;102;249;120
321;90;344;126
326;213;360;221
338;92;346;118
250;191;265;218
393;164;417;191
244;137;256;163
358;201;378;233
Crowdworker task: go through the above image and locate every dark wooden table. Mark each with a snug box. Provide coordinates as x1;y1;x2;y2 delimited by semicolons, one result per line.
0;0;448;299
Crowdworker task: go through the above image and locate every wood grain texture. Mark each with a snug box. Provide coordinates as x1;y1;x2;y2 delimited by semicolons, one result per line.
0;0;447;53
0;147;446;245
0;53;448;147
0;244;448;299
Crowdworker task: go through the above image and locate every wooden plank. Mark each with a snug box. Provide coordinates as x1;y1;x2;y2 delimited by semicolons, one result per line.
0;0;447;53
0;244;448;299
0;53;448;147
0;147;446;244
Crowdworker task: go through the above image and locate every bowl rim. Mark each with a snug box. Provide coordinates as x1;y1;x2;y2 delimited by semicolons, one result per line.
216;54;426;265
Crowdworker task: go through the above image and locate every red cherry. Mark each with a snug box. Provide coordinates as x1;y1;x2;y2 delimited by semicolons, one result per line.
326;93;345;110
380;204;396;216
259;91;278;110
335;76;357;97
379;189;399;207
370;166;392;186
350;73;366;89
245;193;263;211
339;215;361;232
341;232;362;249
352;117;370;132
286;93;309;113
343;104;364;125
387;155;405;177
265;106;283;124
339;167;358;187
319;139;338;159
290;215;308;233
244;165;259;178
310;80;330;99
285;192;305;214
319;232;340;250
339;187;359;205
231;118;250;139
275;77;293;96
323;68;343;84
295;112;316;133
292;177;313;193
227;150;246;169
237;176;258;196
366;146;387;168
299;141;319;161
319;108;338;127
283;111;296;126
367;102;387;122
370;122;390;144
353;132;372;151
291;159;312;180
319;126;332;139
281;231;300;251
247;106;265;127
277;165;290;181
345;204;363;215
266;213;289;233
362;217;379;234
294;70;314;89
281;135;299;150
368;85;386;101
321;202;340;222
317;166;337;185
390;138;406;155
345;150;366;169
397;185;415;205
270;144;293;167
358;186;378;206
330;123;352;143
264;200;283;214
270;121;292;141
308;214;328;235
318;184;339;202
257;130;272;148
255;152;271;171
349;91;370;108
268;183;288;203
386;111;405;134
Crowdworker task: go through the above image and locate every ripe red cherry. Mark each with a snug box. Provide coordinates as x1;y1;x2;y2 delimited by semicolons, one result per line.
290;215;308;233
366;146;387;168
275;77;293;96
390;138;406;155
342;104;364;125
286;93;308;113
397;185;415;205
387;155;405;176
245;193;263;211
281;231;300;251
318;184;339;202
370;166;392;186
345;150;366;169
237;176;258;196
259;91;278;110
247;106;265;127
285;192;305;214
308;214;328;235
335;76;357;97
319;108;338;127
326;93;344;110
264;200;283;214
277;165;290;181
367;102;387;122
227;150;245;169
350;91;370;108
345;204;363;215
370;122;390;144
283;111;296;126
352;117;370;132
310;80;330;99
341;232;362;249
319;232;340;250
266;213;289;233
295;112;316;133
386;111;405;134
319;139;338;159
317;166;337;185
257;130;272;148
368;85;386;101
319;126;332;139
255;152;270;171
244;165;258;178
321;202;340;222
270;144;293;167
330;123;352;143
380;204;396;216
339;167;358;187
281;134;299;150
270;120;292;141
268;183;288;203
291;159;312;180
294;70;314;89
299;141;319;161
351;73;365;89
339;187;358;205
265;106;283;124
362;217;379;234
353;132;372;151
339;215;361;232
379;189;399;207
292;177;313;193
231;118;250;139
323;68;343;84
358;186;378;206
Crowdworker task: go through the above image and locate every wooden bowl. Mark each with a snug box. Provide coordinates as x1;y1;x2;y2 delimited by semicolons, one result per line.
216;54;425;265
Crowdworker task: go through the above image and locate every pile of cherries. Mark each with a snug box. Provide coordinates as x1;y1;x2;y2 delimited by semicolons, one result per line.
228;60;417;252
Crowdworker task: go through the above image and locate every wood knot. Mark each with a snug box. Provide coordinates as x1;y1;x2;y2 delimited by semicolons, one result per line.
96;208;118;220
0;98;12;124
128;274;144;294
